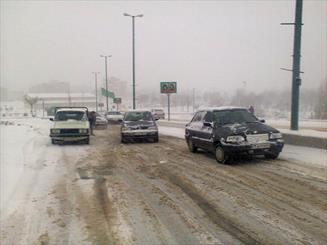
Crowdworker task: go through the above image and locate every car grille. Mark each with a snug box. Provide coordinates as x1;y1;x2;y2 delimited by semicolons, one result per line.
130;126;149;130
60;129;79;134
246;134;268;143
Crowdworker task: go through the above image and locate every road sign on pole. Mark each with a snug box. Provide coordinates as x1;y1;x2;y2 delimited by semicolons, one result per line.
101;88;115;99
160;82;177;94
160;81;177;121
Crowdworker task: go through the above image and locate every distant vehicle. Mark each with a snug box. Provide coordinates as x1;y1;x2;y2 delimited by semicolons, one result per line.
106;111;124;123
95;113;108;129
121;110;159;143
185;107;284;164
49;107;90;144
151;109;165;120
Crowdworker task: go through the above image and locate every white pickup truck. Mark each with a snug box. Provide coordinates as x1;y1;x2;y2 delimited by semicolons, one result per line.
50;107;90;144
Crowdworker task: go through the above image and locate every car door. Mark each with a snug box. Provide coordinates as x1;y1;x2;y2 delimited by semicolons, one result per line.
196;111;215;150
189;111;206;147
186;111;201;145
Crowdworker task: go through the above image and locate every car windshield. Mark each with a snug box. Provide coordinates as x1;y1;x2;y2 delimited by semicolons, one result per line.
213;109;258;125
124;111;153;121
55;111;87;121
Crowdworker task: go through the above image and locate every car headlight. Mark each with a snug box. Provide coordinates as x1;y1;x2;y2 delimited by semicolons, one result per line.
148;126;158;130
51;129;60;134
226;135;245;143
270;132;282;139
122;125;129;131
79;129;88;134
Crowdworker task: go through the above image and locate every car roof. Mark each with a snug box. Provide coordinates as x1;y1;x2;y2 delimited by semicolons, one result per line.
125;109;151;113
56;108;87;112
197;106;248;112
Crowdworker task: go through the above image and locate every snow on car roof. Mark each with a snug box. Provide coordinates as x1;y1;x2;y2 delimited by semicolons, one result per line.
125;109;151;113
56;108;87;112
198;106;248;111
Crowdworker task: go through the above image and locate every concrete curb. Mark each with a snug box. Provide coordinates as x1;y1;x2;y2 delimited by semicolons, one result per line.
158;121;327;150
282;133;327;149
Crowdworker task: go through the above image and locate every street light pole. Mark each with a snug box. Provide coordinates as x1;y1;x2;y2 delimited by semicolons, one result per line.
123;13;143;109
100;55;112;111
280;0;303;130
92;72;100;112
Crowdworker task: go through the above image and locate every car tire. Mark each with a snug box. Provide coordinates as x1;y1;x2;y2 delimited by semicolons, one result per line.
215;146;228;164
51;139;56;144
85;137;90;144
153;136;159;143
121;136;127;143
264;153;279;159
187;137;197;153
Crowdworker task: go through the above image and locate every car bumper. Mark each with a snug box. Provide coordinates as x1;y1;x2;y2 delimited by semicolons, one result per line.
122;130;158;139
50;134;89;141
221;139;284;155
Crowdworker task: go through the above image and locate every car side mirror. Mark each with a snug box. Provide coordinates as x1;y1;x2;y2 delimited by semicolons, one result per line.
49;118;54;121
155;118;159;121
203;121;213;127
259;119;265;123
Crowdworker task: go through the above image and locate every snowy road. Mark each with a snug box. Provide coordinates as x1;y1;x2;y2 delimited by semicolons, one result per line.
1;119;327;244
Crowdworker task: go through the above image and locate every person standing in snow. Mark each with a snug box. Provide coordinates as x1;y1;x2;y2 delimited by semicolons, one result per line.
88;111;96;136
249;105;255;115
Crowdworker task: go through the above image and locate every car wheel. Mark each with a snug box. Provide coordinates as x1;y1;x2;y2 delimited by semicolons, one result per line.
51;139;56;144
121;136;127;143
215;146;228;164
85;137;90;144
264;153;279;159
154;136;159;143
187;137;197;153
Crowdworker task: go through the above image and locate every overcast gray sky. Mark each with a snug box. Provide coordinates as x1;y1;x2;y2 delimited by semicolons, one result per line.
1;0;326;94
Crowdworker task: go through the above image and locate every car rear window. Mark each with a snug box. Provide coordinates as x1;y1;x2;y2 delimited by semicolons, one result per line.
55;111;86;121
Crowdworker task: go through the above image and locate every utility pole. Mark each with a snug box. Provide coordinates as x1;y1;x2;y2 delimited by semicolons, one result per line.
123;13;143;109
100;55;112;112
92;72;100;112
281;0;303;130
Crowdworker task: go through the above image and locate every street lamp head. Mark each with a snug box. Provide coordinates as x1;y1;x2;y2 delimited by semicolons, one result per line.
123;13;130;17
100;54;112;58
136;14;143;18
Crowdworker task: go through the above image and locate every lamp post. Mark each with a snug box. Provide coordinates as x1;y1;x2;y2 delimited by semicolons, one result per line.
100;55;112;111
92;72;100;112
123;12;143;109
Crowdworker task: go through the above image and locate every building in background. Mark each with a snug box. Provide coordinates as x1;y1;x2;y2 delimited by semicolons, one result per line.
25;92;96;115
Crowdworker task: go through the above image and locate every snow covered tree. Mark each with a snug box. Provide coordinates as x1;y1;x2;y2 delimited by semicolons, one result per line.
24;95;38;116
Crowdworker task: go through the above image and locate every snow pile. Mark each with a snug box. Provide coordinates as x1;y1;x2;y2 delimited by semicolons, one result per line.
0;123;36;213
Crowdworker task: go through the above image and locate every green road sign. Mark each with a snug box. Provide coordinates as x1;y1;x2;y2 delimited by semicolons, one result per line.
160;82;177;93
101;88;115;99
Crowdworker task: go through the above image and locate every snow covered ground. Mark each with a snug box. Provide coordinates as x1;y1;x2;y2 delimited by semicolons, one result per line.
0;118;87;219
1;117;327;244
1;119;326;214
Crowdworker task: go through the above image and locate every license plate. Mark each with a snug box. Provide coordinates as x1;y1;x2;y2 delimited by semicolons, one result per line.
251;143;270;149
133;132;146;136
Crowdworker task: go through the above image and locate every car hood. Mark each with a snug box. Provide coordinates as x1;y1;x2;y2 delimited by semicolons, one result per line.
123;121;155;127
217;122;279;135
53;120;89;129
